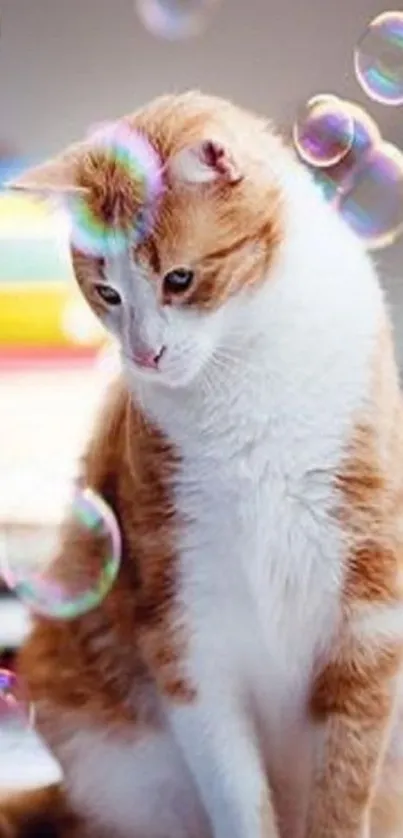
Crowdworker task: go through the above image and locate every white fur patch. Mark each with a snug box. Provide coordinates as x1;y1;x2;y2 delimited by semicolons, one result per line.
60;723;210;838
351;602;403;645
135;154;386;837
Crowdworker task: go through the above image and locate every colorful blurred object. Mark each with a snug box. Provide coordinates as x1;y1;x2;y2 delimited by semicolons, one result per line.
0;161;106;364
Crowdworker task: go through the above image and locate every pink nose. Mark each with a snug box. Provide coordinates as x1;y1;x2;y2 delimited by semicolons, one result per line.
133;347;164;370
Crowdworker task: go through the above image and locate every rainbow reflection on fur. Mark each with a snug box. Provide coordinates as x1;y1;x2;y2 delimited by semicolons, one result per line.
69;122;163;257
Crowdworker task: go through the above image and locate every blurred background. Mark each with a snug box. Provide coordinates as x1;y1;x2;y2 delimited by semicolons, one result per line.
0;0;402;791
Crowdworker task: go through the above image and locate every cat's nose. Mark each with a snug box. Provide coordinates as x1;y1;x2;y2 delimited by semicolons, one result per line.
132;345;165;370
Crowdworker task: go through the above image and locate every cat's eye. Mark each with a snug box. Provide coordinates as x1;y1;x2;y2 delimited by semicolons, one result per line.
162;268;194;295
94;283;122;306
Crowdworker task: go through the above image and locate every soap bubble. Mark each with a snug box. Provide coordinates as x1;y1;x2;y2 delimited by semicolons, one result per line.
293;95;355;168
0;668;33;732
312;101;380;205
61;297;105;347
354;11;403;106
94;340;122;383
135;0;219;40
0;470;121;619
69;122;163;258
339;141;403;249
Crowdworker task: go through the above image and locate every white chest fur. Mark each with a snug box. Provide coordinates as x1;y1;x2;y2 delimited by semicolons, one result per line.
168;398;348;741
141;174;385;743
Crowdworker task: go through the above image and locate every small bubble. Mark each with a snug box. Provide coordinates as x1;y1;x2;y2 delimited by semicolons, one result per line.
339;141;403;249
311;101;380;205
293;95;355;169
0;470;121;620
135;0;219;40
354;11;403;106
0;669;33;733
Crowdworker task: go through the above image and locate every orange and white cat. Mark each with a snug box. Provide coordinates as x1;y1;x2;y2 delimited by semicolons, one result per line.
1;91;403;838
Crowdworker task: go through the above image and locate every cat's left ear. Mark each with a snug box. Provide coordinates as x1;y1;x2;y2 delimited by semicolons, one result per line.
5;143;88;197
168;139;243;186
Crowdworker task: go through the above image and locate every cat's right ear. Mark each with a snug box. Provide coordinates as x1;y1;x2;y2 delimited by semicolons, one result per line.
168;139;243;186
5;143;89;197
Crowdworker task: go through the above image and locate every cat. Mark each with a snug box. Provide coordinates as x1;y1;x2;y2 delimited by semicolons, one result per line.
1;90;403;838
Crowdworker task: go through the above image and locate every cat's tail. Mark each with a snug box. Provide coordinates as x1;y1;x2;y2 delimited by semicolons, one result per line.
0;784;81;838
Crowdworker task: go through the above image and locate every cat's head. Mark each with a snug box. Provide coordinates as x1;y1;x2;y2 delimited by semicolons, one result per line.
10;92;286;389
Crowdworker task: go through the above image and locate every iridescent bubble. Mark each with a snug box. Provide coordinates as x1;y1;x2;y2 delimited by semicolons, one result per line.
354;11;403;106
135;0;219;40
0;470;121;619
0;668;33;732
293;95;355;168
94;340;122;383
312;101;381;205
339;141;403;249
61;297;105;347
70;122;163;258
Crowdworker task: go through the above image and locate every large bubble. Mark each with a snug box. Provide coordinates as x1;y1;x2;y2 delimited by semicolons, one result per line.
0;470;121;619
69;122;163;258
293;94;355;169
355;11;403;106
339;141;403;249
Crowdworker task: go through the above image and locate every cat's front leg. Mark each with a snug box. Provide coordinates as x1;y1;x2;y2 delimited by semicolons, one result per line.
305;604;403;838
167;688;279;838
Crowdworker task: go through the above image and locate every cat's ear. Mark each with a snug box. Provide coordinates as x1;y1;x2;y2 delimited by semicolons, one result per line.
168;139;243;186
5;144;89;197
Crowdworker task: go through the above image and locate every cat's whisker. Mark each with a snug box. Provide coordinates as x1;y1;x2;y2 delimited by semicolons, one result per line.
218;341;264;372
209;356;232;383
200;368;215;402
213;347;253;378
205;357;235;402
199;353;227;402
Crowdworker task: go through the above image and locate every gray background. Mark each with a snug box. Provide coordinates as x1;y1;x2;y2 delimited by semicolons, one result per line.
1;0;402;359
